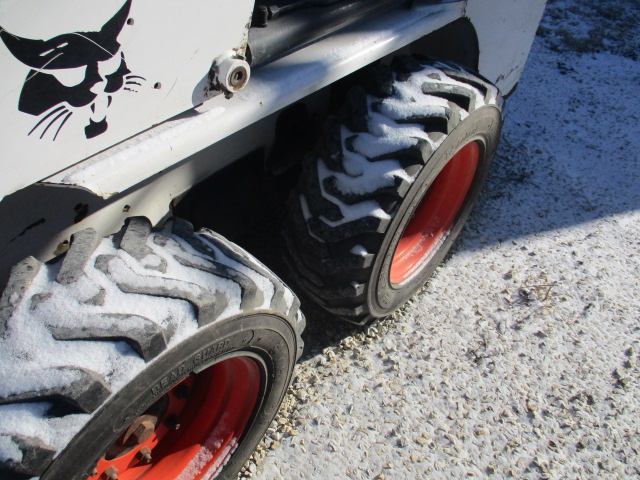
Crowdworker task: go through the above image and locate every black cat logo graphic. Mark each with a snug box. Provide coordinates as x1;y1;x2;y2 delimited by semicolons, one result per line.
0;0;144;140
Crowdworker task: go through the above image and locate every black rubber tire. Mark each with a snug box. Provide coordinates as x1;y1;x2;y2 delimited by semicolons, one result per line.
283;56;502;323
0;217;304;480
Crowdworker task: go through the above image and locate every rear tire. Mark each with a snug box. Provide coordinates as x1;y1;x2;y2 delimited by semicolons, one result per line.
0;217;304;480
283;56;502;323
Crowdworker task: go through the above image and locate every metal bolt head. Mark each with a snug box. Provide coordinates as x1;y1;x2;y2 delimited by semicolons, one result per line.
138;446;152;464
119;414;159;446
131;420;155;444
104;466;118;480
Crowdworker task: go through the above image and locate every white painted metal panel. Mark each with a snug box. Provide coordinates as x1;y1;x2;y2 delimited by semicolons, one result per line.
0;0;253;199
466;0;547;94
42;2;466;198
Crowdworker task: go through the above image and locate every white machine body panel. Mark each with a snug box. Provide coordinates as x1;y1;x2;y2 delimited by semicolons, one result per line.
0;0;547;280
467;0;547;94
0;0;253;199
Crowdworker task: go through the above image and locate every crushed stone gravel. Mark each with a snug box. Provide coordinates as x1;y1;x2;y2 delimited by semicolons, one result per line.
240;2;640;479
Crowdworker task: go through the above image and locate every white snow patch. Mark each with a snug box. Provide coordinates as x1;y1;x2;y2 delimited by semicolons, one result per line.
350;245;368;257
61;106;226;187
175;415;239;480
379;86;449;121
174;446;214;480
0;403;89;456
352;122;428;159
200;441;238;480
0;365;82;399
191;231;278;312
318;196;390;228
281;287;295;313
317;150;410;197
0;435;22;463
315;158;391;228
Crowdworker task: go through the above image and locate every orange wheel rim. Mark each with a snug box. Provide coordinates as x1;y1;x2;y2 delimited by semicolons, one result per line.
390;141;480;284
88;357;261;480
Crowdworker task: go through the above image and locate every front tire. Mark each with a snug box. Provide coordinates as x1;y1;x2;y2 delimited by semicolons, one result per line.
283;56;502;323
0;217;304;480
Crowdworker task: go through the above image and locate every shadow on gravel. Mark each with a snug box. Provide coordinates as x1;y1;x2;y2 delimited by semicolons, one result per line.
216;116;640;360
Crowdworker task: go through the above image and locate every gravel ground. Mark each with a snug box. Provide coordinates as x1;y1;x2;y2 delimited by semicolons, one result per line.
241;1;640;478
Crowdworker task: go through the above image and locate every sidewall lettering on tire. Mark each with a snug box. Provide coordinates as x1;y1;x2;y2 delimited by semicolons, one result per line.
42;314;296;480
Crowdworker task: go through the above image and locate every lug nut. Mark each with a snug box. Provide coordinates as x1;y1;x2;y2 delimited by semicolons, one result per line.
131;420;155;444
138;446;152;464
165;414;181;430
104;466;118;480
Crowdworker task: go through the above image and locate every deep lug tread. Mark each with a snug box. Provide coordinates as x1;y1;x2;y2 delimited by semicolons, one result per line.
56;228;100;285
0;434;56;479
308;214;390;244
288;232;374;278
421;82;476;112
331;303;366;318
154;234;264;312
298;160;343;221
0;218;304;477
270;288;288;314
322;174;409;208
316;118;346;173
95;254;228;326
437;67;496;104
285;234;373;295
174;254;264;311
282;233;326;287
194;227;302;323
0;366;111;414
284;57;500;320
48;313;168;361
307;248;374;277
289;296;302;322
284;267;367;320
370;139;432;169
316;281;366;302
293;309;306;358
393;101;461;135
119;217;167;273
285;195;331;255
0;257;41;338
170;218;220;261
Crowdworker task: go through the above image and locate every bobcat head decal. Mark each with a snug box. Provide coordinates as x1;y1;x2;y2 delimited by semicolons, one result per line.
0;0;144;140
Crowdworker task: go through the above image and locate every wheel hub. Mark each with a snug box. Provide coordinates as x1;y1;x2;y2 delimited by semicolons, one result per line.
88;357;261;480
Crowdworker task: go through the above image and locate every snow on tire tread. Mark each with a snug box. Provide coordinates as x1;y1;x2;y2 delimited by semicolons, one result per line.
284;56;499;319
0;217;303;479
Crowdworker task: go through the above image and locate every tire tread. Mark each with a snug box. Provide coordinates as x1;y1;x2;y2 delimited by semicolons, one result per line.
0;219;304;478
283;56;500;319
